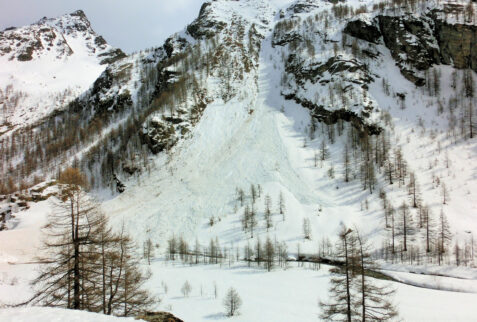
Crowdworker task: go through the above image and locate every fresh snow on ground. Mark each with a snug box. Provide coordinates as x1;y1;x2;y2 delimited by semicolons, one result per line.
0;307;139;322
149;260;477;321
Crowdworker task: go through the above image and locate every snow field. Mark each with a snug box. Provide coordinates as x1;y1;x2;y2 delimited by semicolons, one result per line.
149;260;477;321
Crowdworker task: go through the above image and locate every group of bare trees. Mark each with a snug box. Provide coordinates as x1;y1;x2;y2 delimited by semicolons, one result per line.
28;168;155;316
166;231;290;273
378;207;461;267
237;185;286;238
320;227;398;321
312;115;473;268
379;169;459;267
424;68;476;143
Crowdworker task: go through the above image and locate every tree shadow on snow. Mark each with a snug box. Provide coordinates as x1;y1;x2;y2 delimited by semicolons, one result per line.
203;312;226;320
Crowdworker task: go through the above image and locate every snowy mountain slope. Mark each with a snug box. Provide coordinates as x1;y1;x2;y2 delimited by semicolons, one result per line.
102;0;477;258
0;0;477;320
0;10;125;134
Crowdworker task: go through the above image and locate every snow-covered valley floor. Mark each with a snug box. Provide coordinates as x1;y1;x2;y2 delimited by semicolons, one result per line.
149;260;477;321
2;255;477;321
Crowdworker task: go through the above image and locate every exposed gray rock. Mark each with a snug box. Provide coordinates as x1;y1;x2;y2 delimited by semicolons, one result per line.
344;20;381;44
286;55;374;87
186;2;227;39
345;13;477;86
284;93;381;135
136;311;184;322
432;15;477;71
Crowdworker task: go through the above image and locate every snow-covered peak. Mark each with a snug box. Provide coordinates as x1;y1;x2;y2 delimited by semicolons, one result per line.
0;10;126;134
0;9;122;63
42;10;93;35
186;0;285;40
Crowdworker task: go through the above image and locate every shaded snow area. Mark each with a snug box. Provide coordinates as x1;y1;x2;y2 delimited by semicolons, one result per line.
0;307;139;322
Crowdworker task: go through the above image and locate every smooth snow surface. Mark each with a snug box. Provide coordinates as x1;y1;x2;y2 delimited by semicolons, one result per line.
150;261;477;322
0;307;139;322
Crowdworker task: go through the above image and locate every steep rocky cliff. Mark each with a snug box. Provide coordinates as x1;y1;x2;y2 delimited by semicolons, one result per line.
344;5;476;85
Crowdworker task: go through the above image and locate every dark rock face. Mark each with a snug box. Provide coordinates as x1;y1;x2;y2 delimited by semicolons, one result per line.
279;12;379;135
70;9;87;20
136;311;184;322
284;93;381;135
186;2;227;39
98;48;127;65
70;62;133;116
112;174;125;193
344;13;477;85
152;69;180;102
272;30;302;47
287;0;321;14
378;15;441;69
163;36;188;58
286;55;374;87
375;15;440;85
94;35;107;46
0;207;12;231
433;18;477;71
17;45;36;61
0;9;125;63
123;164;140;175
344;20;381;44
140;118;179;154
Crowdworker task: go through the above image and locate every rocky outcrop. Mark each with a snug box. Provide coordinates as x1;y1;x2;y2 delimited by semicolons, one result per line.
186;2;227;39
0;9;125;63
98;48;126;65
377;15;440;85
344;12;477;85
284;93;381;135
0;181;56;230
140;115;191;154
286;55;374;87
378;15;441;68
136;311;184;322
433;18;477;71
288;1;322;14
70;62;133;115
0;207;12;231
279;13;380;135
163;36;188;58
343;20;381;44
272;29;302;47
112;174;126;193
